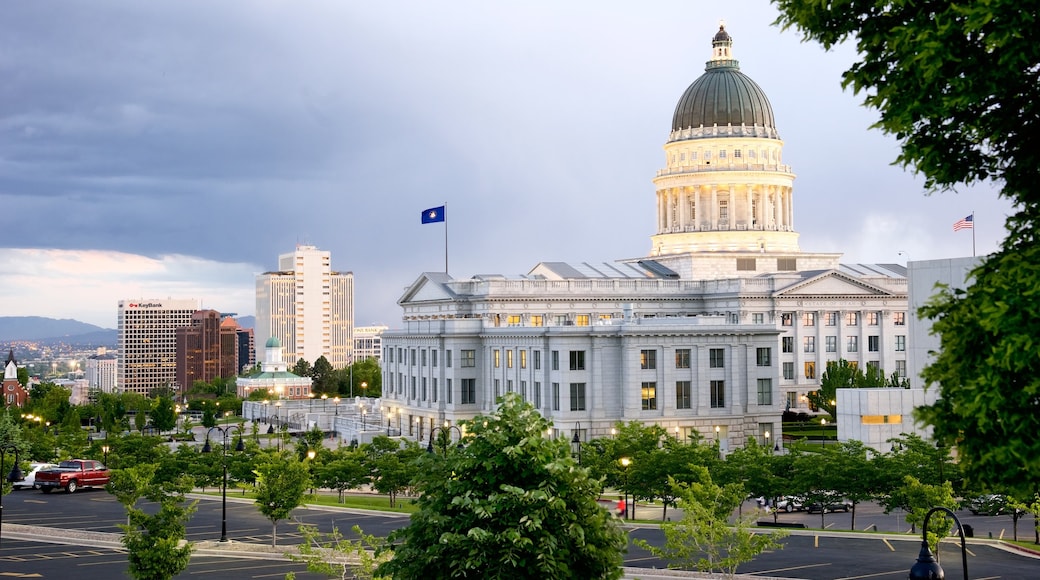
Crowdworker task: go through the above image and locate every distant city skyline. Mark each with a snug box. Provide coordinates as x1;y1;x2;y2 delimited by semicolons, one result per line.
0;2;1012;329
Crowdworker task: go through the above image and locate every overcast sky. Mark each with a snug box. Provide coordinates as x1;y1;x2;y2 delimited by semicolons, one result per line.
0;1;1011;330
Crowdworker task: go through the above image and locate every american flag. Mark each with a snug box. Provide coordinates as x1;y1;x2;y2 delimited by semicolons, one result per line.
953;214;974;231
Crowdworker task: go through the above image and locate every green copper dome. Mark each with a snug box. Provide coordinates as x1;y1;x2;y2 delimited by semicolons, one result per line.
670;25;777;140
265;336;281;348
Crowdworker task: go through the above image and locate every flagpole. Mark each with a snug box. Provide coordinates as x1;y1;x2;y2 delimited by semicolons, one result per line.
965;211;973;256
444;202;449;274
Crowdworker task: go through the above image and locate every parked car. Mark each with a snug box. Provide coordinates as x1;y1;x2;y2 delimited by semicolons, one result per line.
775;496;805;513
11;462;57;490
806;495;852;514
35;459;111;494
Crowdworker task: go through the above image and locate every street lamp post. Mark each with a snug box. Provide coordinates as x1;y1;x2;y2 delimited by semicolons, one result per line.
202;425;245;543
0;443;24;547
764;430;771;448
570;422;582;463
426;425;463;455
102;445;110;465
360;381;368;398
821;418;828;447
908;506;969;580
386;409;393;436
619;457;632;520
321;393;328;412
333;397;340;416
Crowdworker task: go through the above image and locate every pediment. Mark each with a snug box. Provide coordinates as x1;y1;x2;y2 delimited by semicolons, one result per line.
774;270;896;298
398;272;457;305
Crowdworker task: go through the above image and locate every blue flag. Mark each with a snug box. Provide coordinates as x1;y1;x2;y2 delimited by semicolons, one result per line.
421;205;446;224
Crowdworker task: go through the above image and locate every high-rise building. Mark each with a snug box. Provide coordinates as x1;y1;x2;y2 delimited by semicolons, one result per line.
117;298;198;395
237;326;256;373
86;347;118;395
255;245;354;369
380;25;908;451
174;310;240;393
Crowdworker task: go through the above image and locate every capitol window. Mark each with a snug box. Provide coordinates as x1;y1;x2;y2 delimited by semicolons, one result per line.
641;382;657;410
719;150;727;159
734;149;742;158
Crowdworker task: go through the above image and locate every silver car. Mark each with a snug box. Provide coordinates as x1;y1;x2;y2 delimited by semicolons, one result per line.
12;463;58;490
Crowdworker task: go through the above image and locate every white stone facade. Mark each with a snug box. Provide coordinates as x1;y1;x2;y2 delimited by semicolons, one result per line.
379;26;909;450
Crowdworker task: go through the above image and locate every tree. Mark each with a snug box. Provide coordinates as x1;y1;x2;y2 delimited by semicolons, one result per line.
826;441;882;530
366;436;421;508
807;359;861;417
292;358;312;378
254;453;311;546
120;475;197;580
107;464;158;525
286;524;389;580
884;476;958;552
311;356;334;393
150;397;177;433
772;0;1040;500
635;467;786;578
376;393;627;579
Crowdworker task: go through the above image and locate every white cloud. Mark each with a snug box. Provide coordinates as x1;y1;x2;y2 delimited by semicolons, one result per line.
0;249;259;328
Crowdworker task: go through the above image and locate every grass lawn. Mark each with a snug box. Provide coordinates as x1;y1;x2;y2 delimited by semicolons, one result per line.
200;488;419;514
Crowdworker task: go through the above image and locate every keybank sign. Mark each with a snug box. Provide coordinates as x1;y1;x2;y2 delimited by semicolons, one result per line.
127;302;163;308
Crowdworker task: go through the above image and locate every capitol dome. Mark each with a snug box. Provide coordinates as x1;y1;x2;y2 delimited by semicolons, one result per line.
670;25;777;140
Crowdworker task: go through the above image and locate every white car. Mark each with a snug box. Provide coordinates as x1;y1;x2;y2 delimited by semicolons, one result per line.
12;463;58;490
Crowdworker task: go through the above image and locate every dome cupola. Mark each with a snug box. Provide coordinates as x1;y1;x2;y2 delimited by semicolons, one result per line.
670;24;777;141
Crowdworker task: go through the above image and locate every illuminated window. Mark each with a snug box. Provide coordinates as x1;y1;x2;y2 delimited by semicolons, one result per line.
507;315;522;326
802;312;816;326
641;382;657;410
804;361;816;379
575;315;590;327
845;312;859;326
531;315;543;327
640;349;657;370
894;312;906;326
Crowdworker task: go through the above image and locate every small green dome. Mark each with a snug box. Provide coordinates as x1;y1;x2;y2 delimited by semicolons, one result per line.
265;336;281;348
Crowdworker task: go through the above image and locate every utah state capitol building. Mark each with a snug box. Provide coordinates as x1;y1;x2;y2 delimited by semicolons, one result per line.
379;25;908;452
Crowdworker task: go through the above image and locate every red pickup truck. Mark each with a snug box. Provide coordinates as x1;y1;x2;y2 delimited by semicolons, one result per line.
35;459;111;494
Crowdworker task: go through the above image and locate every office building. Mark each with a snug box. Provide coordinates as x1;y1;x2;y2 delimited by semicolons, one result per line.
174;310;240;393
117;298;198;395
86;348;118;395
354;325;388;362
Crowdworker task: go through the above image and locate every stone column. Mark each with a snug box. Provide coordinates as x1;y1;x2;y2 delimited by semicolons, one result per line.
711;185;719;230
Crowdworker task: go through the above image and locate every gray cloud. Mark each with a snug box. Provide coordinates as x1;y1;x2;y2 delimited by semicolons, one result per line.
0;1;1012;328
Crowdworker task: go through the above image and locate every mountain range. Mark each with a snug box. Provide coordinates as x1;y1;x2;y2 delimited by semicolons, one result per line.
0;315;255;345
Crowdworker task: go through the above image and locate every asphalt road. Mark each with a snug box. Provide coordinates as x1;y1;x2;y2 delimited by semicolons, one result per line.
2;488;1039;579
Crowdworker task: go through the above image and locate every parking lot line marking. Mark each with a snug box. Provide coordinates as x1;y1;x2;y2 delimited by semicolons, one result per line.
835;570;909;579
882;538;895;551
750;563;832;575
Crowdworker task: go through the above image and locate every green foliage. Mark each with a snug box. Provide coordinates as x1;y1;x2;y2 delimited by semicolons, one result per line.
773;0;1040;501
254;453;311;546
292;358;312;378
150;397;177;433
311;356;334;393
889;476;958;553
636;467;786;578
366;436;421;508
917;242;1040;497
772;0;1040;200
119;476;197;580
376;393;626;580
107;464;160;524
286;524;390;580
